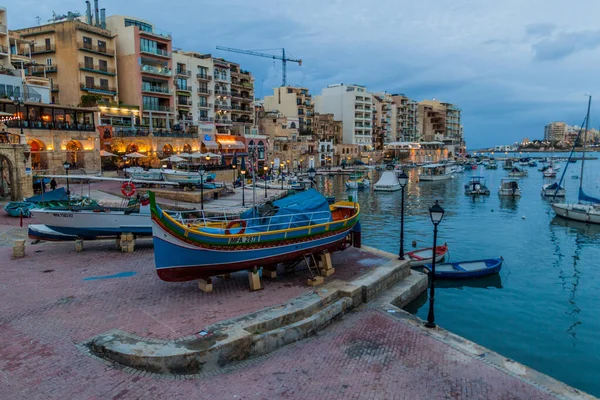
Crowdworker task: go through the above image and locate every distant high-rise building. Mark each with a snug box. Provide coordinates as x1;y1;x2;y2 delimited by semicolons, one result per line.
544;121;568;143
314;83;373;148
391;94;419;142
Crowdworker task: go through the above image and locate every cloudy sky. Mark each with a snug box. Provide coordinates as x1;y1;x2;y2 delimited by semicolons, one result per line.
10;0;600;148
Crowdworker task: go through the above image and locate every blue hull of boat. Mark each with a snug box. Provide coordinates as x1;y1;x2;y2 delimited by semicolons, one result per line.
423;258;503;279
46;225;152;239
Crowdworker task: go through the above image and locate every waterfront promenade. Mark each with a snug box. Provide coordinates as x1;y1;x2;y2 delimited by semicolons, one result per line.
0;208;593;399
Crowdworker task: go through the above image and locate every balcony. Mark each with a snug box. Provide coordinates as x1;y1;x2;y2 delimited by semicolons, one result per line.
214;89;231;96
176;84;192;92
240;96;253;103
31;44;56;54
215;118;233;125
214;103;232;110
140;45;171;58
199;117;214;122
78;42;114;55
232;105;253;113
176;98;191;107
140;64;172;77
214;75;230;82
197;87;212;95
233;118;253;125
143;104;172;112
241;82;253;89
231;80;242;88
29;65;58;75
141;83;172;95
78;62;116;76
198;103;213;109
176;69;191;77
197;73;212;81
0;45;7;55
0;24;7;35
80;82;117;94
139;27;172;40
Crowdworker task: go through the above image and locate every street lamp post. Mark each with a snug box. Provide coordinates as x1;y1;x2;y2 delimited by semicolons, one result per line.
279;163;284;190
307;167;316;189
231;164;236;186
63;161;71;206
13;99;25;144
240;169;246;207
397;171;409;260
263;165;268;198
198;166;205;211
425;200;445;329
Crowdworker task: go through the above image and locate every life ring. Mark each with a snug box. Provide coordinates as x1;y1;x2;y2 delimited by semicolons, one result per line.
225;219;247;235
121;181;136;197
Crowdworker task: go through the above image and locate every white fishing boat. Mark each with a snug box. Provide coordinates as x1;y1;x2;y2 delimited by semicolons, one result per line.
503;159;514;170
373;171;401;192
542;182;566;197
543;166;557;178
418;164;453;181
552;96;600;224
499;178;521;197
124;167;163;181
160;168;216;185
464;176;490;195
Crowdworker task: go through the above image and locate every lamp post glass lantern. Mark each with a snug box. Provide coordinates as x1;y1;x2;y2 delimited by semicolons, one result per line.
425;200;445;329
63;161;71;196
198;167;205;211
397;171;409;260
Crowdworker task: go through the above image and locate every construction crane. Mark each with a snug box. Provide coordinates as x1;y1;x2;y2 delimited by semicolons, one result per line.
216;46;302;87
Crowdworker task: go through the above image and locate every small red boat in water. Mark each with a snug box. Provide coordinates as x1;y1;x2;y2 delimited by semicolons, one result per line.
406;244;448;267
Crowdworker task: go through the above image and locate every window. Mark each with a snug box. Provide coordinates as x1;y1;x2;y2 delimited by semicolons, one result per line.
97;40;106;53
124;18;153;33
177;63;185;73
45;38;51;50
83;36;92;50
98;59;108;72
46;58;52;66
100;79;109;91
85;76;94;88
176;78;188;90
84;56;93;69
198;97;207;107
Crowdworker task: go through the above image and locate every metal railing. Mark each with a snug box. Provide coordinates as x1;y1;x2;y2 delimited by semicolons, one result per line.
197;87;212;94
140;45;171;57
0;45;7;54
78;42;113;54
80;82;117;93
31;44;56;54
140;64;172;76
78;62;115;74
196;73;212;80
176;84;192;92
214;104;231;110
199;117;214;122
0;24;7;34
176;69;191;77
198;103;212;109
176;98;191;106
29;65;58;74
214;90;231;96
141;83;172;94
143;104;172;112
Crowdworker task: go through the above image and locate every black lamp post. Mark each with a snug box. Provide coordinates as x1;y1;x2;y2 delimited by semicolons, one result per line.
397;171;409;260
425;200;445;329
279;163;284;190
231;164;236;186
263;165;268;198
198;166;205;211
63;161;71;195
240;169;246;206
308;167;316;189
13;99;25;144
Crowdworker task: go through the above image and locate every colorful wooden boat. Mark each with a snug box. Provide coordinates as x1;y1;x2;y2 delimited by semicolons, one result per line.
423;258;503;279
150;188;360;282
407;244;448;267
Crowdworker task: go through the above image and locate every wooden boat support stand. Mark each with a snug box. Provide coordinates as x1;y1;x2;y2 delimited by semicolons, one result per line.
70;233;138;253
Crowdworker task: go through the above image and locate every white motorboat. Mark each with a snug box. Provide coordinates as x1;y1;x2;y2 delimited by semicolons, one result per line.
373;171;401;192
552;96;600;224
503;159;514;170
499;178;521;197
418;164;453;181
542;182;566;197
161;168;216;185
543;166;557;178
124;167;163;181
464;176;490;195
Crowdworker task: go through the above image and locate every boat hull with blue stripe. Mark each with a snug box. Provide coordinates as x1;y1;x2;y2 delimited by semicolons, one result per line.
423;258;503;279
150;189;360;282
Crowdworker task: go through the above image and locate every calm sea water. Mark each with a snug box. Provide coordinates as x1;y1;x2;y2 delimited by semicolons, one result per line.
315;153;600;397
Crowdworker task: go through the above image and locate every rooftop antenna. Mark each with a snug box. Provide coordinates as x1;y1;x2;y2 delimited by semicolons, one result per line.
35;16;41;25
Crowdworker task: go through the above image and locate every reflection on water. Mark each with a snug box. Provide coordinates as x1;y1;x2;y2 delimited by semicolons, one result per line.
317;156;600;396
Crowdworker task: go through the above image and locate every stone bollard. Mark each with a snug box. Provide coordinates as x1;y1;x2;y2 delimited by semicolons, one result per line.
12;239;26;258
75;238;84;252
120;233;135;253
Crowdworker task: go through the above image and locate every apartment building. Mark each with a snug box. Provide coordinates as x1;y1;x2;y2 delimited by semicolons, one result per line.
0;7;9;69
263;86;314;133
12;5;118;107
314;84;373;148
372;93;394;149
544;121;568;143
229;61;255;135
106;14;173;130
418;99;464;156
313;113;342;166
391;94;419;142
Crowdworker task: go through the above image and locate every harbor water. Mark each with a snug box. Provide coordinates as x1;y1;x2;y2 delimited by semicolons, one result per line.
315;153;600;397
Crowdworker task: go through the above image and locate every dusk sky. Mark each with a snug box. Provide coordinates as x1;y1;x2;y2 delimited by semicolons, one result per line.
10;0;600;149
